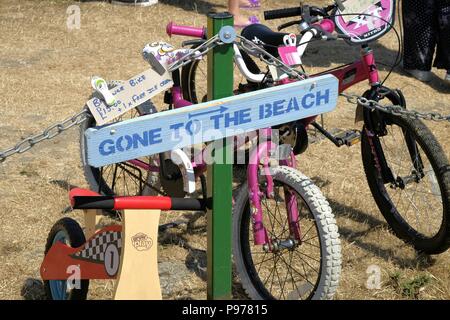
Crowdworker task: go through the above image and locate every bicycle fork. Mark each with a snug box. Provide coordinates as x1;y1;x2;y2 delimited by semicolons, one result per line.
362;88;425;189
247;129;301;249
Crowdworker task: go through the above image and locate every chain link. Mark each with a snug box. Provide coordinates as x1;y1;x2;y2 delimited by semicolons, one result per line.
340;92;450;122
0;109;92;163
1;33;449;164
235;35;308;81
168;35;221;72
0;37;223;164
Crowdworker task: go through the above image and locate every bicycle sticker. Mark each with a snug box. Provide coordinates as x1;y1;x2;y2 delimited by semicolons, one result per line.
334;0;395;45
278;34;301;66
340;0;379;22
131;233;153;251
104;244;120;277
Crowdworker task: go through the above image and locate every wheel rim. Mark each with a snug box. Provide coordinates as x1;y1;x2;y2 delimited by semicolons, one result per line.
49;230;70;300
243;180;322;300
188;55;254;104
188;58;207;104
373;122;444;238
84;107;158;196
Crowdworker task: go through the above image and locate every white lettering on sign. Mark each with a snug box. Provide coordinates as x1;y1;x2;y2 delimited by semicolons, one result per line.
86;68;173;126
85;75;339;168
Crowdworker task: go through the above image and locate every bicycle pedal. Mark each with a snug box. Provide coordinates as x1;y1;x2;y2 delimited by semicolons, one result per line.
335;130;361;146
308;127;340;144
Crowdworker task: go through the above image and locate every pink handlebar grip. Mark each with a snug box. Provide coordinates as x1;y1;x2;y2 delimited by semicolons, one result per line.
318;19;335;34
166;22;206;39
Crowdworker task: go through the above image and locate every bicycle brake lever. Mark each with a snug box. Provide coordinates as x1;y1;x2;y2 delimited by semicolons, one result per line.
277;20;301;31
143;52;167;76
182;39;206;47
337;33;351;40
335;0;346;11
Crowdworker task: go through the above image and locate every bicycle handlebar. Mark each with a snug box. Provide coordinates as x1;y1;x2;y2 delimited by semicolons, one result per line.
264;7;303;20
166;22;206;39
264;4;336;21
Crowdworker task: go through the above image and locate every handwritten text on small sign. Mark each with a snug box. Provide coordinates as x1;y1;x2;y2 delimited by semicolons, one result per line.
86;68;173;125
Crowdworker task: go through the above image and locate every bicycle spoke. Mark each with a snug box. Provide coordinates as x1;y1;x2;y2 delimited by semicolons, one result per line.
292;251;320;274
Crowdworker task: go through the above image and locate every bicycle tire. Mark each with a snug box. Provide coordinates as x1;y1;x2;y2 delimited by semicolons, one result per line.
43;217;89;300
181;46;261;104
361;114;450;254
233;166;341;300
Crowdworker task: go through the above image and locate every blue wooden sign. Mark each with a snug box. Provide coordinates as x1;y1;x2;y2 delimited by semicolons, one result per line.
85;74;339;167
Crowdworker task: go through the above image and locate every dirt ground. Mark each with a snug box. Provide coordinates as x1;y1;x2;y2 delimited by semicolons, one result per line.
0;0;449;300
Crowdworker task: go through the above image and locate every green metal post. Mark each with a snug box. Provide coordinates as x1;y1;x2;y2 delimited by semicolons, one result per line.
206;12;234;300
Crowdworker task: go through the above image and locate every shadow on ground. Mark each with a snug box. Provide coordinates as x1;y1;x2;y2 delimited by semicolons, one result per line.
159;0;225;15
328;198;436;270
21;279;46;300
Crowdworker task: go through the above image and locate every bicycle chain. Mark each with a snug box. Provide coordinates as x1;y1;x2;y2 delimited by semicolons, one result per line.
1;35;449;164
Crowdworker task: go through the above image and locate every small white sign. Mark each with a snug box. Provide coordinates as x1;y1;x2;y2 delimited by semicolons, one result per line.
86;68;173;126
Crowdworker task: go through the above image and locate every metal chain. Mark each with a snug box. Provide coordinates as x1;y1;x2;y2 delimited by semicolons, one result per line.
0;109;92;163
2;34;449;164
235;35;308;81
168;35;221;72
0;37;222;164
340;92;450;122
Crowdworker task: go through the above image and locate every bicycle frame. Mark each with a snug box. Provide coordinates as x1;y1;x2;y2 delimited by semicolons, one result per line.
166;19;381;107
114;58;300;245
164;18;390;244
313;45;380;93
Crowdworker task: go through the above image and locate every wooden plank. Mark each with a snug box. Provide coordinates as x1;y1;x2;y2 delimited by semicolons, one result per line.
113;209;162;300
83;209;102;239
85;74;339;167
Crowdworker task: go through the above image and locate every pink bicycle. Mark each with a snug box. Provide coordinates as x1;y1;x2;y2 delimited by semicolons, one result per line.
168;0;450;256
78;42;342;299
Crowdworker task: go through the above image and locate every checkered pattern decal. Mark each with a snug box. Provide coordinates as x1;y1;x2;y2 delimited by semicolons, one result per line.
71;231;122;264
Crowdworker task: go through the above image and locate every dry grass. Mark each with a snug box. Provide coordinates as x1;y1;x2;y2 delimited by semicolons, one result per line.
0;0;449;300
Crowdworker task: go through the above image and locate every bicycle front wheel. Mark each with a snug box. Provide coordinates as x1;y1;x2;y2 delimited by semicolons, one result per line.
233;166;341;300
361;114;450;254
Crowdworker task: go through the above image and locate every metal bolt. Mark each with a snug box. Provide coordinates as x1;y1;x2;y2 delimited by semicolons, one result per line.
110;129;116;135
224;32;231;39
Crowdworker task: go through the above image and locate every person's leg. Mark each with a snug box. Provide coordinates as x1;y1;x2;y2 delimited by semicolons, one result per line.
433;0;450;81
228;0;259;26
239;0;261;9
402;0;437;81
